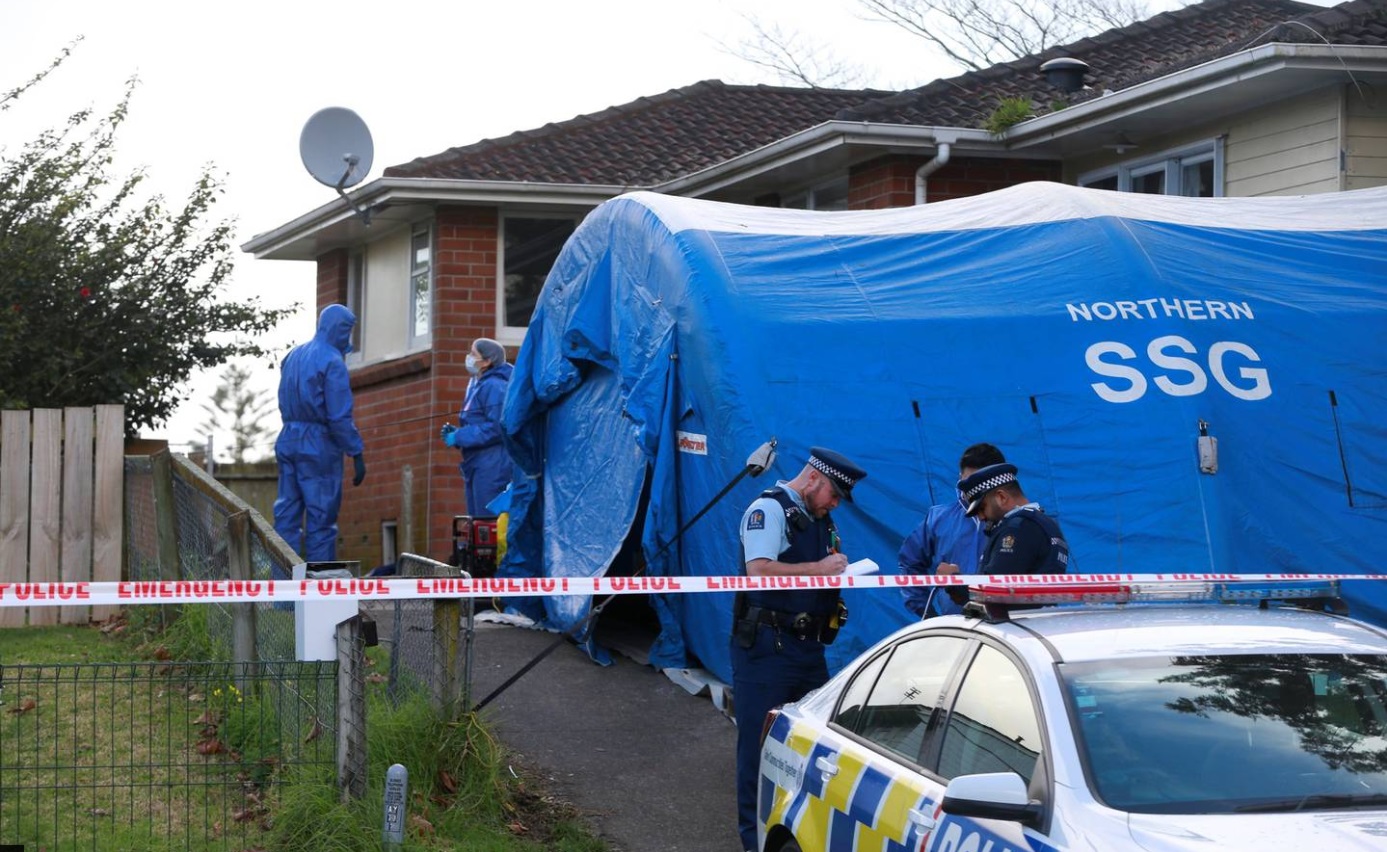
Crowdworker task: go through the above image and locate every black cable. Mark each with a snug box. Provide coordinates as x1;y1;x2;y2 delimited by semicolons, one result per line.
472;439;776;712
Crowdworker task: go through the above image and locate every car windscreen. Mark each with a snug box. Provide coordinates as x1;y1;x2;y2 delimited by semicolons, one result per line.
1061;653;1387;814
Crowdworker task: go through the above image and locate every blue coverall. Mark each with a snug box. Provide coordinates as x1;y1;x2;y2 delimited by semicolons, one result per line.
898;495;988;617
273;304;365;562
450;361;513;516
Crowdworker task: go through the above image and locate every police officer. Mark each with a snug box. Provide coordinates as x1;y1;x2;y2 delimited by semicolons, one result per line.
730;446;866;852
947;462;1069;577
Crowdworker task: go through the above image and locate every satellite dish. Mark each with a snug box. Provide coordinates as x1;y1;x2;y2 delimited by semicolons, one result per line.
299;107;375;223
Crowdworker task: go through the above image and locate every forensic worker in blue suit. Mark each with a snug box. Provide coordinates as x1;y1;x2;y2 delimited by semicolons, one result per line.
730;446;866;852
440;338;513;516
898;442;1006;618
273;304;366;564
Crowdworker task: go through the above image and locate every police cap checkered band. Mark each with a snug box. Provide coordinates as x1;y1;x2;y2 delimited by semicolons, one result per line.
958;463;1018;516
808;446;867;503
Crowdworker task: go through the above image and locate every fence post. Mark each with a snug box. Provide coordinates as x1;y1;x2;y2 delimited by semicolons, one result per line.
336;614;367;801
431;598;464;719
227;511;257;683
150;450;181;581
400;465;414;559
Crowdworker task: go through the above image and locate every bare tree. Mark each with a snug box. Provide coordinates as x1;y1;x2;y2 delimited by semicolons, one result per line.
725;0;1156;88
726;15;871;89
198;362;276;464
858;0;1152;71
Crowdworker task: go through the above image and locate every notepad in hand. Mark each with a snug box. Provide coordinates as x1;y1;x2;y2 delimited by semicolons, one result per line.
844;558;879;576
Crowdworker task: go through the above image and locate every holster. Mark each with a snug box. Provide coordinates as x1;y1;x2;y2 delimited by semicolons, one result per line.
821;598;849;645
732;591;757;649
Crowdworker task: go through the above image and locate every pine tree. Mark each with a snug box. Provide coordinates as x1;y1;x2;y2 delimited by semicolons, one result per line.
198;363;276;464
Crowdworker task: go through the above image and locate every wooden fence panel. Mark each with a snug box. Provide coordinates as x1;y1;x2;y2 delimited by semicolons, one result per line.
0;411;32;627
92;405;125;621
60;408;94;625
28;410;63;627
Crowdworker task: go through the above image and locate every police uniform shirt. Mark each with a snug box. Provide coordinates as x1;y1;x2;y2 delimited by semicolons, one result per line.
740;481;803;565
982;503;1069;575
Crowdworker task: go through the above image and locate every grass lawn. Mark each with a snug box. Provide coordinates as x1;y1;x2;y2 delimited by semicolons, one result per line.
1;617;608;851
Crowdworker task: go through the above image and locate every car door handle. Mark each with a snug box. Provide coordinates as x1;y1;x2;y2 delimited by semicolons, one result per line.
907;808;937;832
814;755;839;781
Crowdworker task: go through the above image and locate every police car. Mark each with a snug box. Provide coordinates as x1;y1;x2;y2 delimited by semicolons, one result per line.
757;580;1387;851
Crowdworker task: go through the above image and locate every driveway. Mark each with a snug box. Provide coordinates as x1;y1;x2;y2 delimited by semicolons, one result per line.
470;619;739;852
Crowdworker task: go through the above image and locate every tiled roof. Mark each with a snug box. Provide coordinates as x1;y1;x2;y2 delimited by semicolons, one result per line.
835;0;1342;126
385;0;1387;183
384;81;886;184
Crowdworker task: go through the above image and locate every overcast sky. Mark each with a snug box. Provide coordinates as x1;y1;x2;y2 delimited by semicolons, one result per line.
2;0;953;456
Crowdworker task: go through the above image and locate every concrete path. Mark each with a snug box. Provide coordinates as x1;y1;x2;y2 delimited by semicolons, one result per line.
470;620;740;852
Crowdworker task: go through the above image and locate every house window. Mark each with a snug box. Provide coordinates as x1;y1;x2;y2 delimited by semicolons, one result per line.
346;251;364;361
409;225;432;346
782;176;850;210
1080;139;1223;197
500;214;580;334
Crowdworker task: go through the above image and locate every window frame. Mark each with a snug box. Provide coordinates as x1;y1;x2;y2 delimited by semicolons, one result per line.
497;209;586;345
408;222;432;350
1079;137;1225;197
781;175;850;211
345;250;365;365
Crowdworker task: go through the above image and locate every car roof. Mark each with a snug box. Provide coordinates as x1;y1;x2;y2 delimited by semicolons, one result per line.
981;604;1387;663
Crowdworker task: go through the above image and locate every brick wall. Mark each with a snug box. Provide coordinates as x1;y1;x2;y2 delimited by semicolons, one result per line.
849;154;1063;208
314;206;505;568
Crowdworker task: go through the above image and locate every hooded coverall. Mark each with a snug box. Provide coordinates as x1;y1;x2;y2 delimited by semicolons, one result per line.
273;304;365;562
451;361;513;515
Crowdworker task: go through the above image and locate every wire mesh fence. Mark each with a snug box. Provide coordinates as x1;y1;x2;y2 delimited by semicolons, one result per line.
0;660;335;852
361;554;474;716
124;455;296;662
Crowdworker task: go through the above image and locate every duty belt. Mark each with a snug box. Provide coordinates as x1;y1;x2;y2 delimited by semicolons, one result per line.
745;605;833;642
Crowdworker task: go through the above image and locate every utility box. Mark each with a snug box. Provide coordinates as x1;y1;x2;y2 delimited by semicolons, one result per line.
294;561;361;661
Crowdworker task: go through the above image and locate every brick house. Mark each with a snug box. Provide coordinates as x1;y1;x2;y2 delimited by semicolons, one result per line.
242;0;1387;568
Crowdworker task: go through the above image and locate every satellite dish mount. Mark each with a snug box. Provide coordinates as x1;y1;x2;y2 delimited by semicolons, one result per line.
300;107;376;226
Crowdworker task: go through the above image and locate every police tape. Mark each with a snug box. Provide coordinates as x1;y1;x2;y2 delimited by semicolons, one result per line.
0;572;1372;607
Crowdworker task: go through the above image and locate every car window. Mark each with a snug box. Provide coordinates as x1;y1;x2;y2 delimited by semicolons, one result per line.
833;635;969;764
1063;653;1387;814
937;644;1042;782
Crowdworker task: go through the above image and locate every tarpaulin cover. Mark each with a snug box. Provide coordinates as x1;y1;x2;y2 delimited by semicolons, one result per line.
502;181;1387;684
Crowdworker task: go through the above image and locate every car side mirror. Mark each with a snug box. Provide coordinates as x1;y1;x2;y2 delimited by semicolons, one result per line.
941;772;1043;827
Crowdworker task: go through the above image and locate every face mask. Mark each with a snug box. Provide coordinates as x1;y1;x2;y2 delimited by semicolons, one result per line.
465;354;479;375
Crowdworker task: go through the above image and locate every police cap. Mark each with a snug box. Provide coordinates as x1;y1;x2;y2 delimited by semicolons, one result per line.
808;447;867;502
958;463;1018;517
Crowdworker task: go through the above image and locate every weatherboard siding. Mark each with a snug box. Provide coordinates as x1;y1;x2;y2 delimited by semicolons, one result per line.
1346;89;1387;191
1224;90;1341;197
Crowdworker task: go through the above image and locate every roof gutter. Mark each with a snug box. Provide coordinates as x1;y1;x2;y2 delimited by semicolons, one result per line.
241;177;630;258
655;121;995;198
1006;43;1387;147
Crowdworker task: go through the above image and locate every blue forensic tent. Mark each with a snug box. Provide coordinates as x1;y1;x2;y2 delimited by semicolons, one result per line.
501;182;1387;684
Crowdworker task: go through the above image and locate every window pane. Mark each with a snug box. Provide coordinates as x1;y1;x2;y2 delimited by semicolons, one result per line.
836;636;968;764
410;228;431;340
1131;169;1165;194
1083;175;1119;191
938;645;1041;782
347;253;364;354
812;179;849;211
504;217;577;328
1181;159;1215;197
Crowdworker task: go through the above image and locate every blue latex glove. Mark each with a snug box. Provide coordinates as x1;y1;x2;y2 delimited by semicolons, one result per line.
441;423;460;448
352;454;366;487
